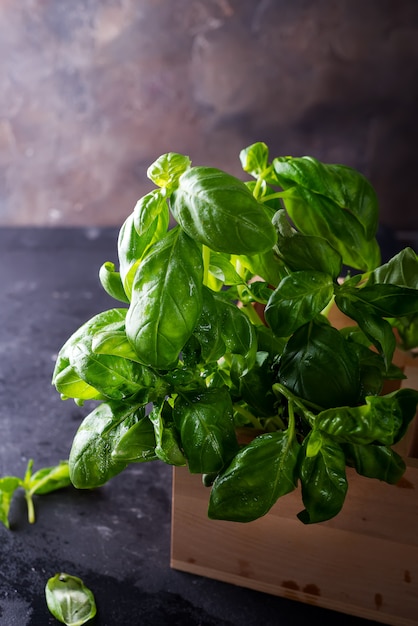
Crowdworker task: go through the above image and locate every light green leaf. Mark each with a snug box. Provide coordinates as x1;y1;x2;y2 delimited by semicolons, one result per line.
45;573;96;626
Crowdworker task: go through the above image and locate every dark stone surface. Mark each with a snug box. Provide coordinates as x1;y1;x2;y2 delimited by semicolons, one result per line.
0;227;392;624
0;1;417;234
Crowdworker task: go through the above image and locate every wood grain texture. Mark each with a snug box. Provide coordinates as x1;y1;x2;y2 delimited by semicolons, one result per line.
171;342;418;625
171;463;418;626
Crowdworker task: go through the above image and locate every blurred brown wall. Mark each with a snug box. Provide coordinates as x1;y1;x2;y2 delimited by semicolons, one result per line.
0;0;417;236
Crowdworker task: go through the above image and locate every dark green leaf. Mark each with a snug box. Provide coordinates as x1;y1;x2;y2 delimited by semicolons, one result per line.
239;351;277;416
111;416;158;463
273;209;342;278
343;284;418;318
314;388;418;446
192;286;225;363
213;293;257;372
298;432;347;523
265;270;334;337
343;443;405;484
278;321;361;408
148;402;187;466
366;247;418;287
208;429;300;522
273;156;379;239
174;388;239;474
335;293;396;368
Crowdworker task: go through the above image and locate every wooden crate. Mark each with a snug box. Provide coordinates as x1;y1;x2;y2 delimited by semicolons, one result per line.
171;353;418;626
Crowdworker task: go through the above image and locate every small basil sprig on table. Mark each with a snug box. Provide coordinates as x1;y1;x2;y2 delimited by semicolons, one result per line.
52;142;418;525
0;460;70;527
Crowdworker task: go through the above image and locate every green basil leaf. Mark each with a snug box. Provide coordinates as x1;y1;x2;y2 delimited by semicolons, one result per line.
239;351;276;417
69;401;143;488
146;152;191;189
192;286;225;363
117;213;151;299
171;167;276;255
208;429;300;522
240;248;287;287
284;187;380;271
213;293;257;372
208;251;243;286
148;402;186;466
111;415;157;463
126;228;203;369
273;157;380;271
273;209;342;278
335;294;396;368
0;476;22;528
98;261;130;303
298;432;347;524
390;313;418;351
52;309;130;400
273;156;379;239
173;388;239;474
91;325;141;362
314;388;418;446
366;247;418;287
70;340;153;402
255;325;287;359
278;321;361;408
343;443;405;484
118;209;170;300
45;573;96;626
265;270;334;337
133;188;167;234
239;141;269;177
342;284;418;318
29;461;71;495
52;363;105;402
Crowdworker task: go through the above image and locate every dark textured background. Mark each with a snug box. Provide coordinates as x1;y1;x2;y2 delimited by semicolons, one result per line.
0;0;417;237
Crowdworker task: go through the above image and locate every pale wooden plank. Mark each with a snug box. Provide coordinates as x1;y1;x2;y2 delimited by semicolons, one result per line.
171;465;418;626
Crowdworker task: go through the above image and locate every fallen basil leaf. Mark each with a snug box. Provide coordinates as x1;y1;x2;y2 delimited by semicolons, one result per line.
45;573;96;626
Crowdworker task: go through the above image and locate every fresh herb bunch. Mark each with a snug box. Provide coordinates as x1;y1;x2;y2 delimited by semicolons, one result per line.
52;142;418;524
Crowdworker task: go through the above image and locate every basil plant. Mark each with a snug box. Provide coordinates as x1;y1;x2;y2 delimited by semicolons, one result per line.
52;143;418;524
